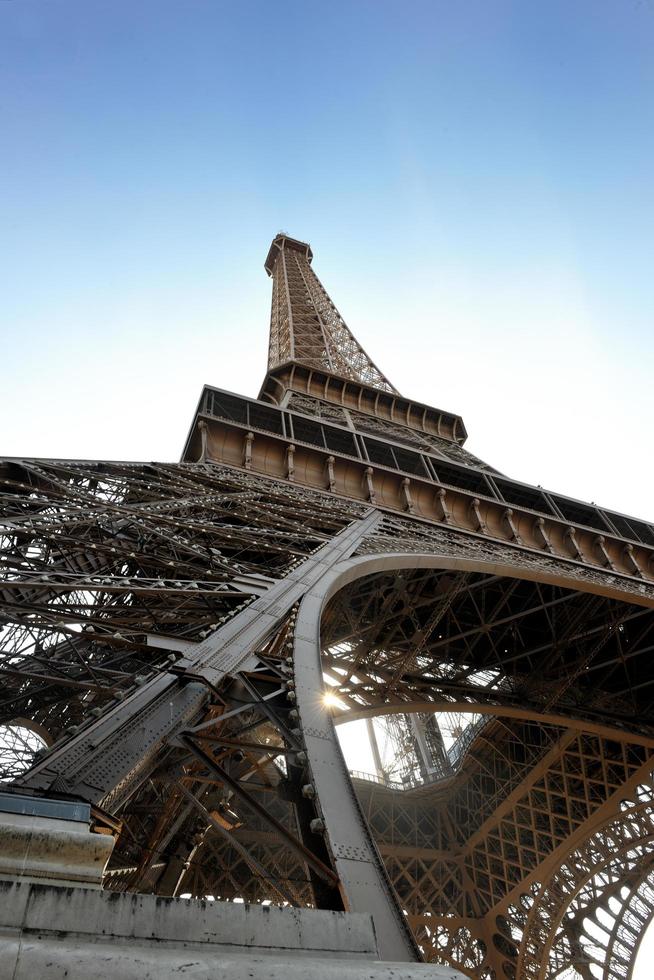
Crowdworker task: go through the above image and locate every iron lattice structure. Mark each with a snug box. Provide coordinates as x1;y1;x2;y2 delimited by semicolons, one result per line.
2;234;654;978
265;234;396;391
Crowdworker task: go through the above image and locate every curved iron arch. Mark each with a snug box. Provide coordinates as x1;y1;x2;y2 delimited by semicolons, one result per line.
293;547;654;977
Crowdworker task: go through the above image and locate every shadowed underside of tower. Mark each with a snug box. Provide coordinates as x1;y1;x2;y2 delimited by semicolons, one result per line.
1;235;653;980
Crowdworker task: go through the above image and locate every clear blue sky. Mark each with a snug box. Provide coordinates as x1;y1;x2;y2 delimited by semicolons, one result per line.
2;0;653;514
1;2;654;971
1;0;652;526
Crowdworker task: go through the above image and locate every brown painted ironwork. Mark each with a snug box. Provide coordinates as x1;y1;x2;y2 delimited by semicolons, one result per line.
1;234;654;976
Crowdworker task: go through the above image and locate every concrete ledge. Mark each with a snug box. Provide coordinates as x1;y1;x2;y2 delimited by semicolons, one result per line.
0;811;114;887
0;793;114;888
0;941;463;979
0;881;464;979
0;881;376;957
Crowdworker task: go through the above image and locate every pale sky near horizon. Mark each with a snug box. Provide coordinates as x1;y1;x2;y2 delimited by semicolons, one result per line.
1;1;654;973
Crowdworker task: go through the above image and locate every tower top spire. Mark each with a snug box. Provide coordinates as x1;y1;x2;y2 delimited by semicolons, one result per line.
264;233;397;394
264;233;313;275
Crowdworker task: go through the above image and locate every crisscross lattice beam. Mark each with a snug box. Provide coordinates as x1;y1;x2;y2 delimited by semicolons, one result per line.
265;234;397;392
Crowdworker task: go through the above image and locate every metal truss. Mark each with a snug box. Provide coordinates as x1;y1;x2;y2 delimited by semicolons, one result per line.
0;457;360;744
265;234;396;392
352;764;654;978
2;234;654;979
2;453;652;975
320;566;654;739
291;520;654;977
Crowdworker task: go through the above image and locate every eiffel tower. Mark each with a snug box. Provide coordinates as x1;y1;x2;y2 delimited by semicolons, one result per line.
1;233;654;980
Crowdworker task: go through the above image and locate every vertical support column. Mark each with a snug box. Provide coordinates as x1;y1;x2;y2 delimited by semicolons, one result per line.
325;456;336;493
197;420;208;462
401;479;415;515
291;521;420;964
243;431;254;470
435;487;452;523
366;718;384;780
286;443;296;482
363;467;376;505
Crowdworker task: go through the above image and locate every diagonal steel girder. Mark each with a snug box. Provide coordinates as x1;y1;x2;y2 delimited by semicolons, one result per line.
15;510;381;808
